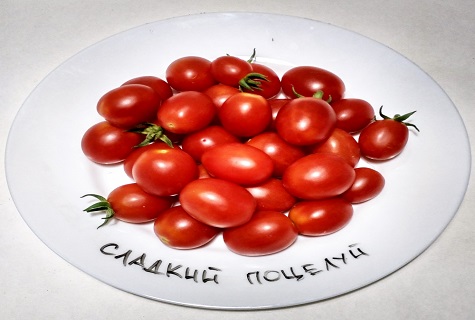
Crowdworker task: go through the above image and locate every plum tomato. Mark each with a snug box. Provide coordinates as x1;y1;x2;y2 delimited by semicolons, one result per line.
201;142;274;186
242;63;281;99
203;83;241;109
341;167;385;203
132;147;199;197
153;206;219;250
288;198;353;236
308;128;361;167
358;107;419;160
223;211;298;256
210;54;253;87
246;132;306;177
81;121;143;164
122;76;173;101
268;98;290;130
246;178;297;212
156;91;216;134
82;183;174;228
179;178;257;228
274;97;336;146
165;56;216;92
181;125;240;162
96;84;161;129
123;142;172;179
331;98;375;133
218;92;272;137
282;153;355;200
281;66;345;102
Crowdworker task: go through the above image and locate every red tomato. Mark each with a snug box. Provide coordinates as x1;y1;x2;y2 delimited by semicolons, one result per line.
281;66;345;102
246;178;297;212
288;198;353;236
309;128;361;167
201;143;274;186
81;121;143;164
123;142;172;179
82;183;174;227
242;63;281;99
359;107;419;160
223;211;298;256
274;97;336;146
132;148;199;196
203;83;241;109
341;167;385;203
181;125;240;162
153;206;219;249
122;76;173;100
165;56;216;91
210;55;253;87
268;98;290;130
331;98;375;133
179;178;256;228
96;84;161;129
282;153;355;200
156;91;216;134
218;92;272;137
246;132;306;177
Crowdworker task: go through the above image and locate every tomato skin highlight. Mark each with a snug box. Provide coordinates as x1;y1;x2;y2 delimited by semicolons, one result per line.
166;56;216;92
282;153;355;200
153;206;219;249
246;178;297;212
122;76;173;101
288;198;353;236
123;142;172;179
223;211;298;256
179;178;256;228
341;167;385;203
309;128;361;167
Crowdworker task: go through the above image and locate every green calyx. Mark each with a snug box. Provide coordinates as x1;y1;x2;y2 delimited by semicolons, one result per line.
128;123;174;148
291;87;332;103
81;194;114;229
239;72;269;91
379;106;420;132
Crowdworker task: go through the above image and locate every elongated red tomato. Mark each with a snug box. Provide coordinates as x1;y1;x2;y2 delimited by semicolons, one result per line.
331;98;374;133
288;198;353;236
122;76;173;100
246;178;297;212
203;83;241;109
201;143;274;186
210;55;253;87
341;167;385;203
242;63;281;99
179;178;256;228
223;211;298;256
282;153;355;200
309;128;361;167
123;142;172;179
166;56;216;91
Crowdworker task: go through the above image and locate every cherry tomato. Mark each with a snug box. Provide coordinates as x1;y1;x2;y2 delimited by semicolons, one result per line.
181;125;240;162
82;183;174;227
96;84;161;129
246;132;306;177
132;148;199;196
281;66;345;102
122;76;173;100
242;63;281;99
359;107;419;160
288;198;353;236
275;97;336;146
210;54;253;87
203;83;241;109
201;143;274;186
123;142;172;179
246;178;297;212
268;98;290;130
153;206;219;249
179;178;256;228
218;92;272;137
331;98;375;133
223;211;298;256
282;153;355;200
341;167;385;203
81;121;143;164
166;56;216;91
309;128;360;167
156;91;216;134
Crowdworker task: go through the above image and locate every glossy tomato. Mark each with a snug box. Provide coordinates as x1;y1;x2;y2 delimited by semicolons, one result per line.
288;198;353;236
223;211;298;256
268;98;290;130
81;121;143;164
341;167;385;203
123;142;172;179
282;153;355;200
242;63;281;99
82;183;174;227
281;66;345;102
132;148;199;196
96;84;161;129
246;178;297;212
165;56;216;91
210;54;253;87
331;98;375;133
309;128;360;167
274;97;336;146
122;76;173;100
179;178;256;228
203;83;241;109
201;143;274;186
153;206;219;249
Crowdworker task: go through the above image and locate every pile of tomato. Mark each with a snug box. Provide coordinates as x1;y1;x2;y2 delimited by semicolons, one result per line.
81;50;418;257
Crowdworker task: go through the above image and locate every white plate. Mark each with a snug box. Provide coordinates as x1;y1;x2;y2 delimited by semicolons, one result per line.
5;12;471;310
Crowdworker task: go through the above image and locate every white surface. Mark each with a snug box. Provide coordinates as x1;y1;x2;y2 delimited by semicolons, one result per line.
1;1;474;319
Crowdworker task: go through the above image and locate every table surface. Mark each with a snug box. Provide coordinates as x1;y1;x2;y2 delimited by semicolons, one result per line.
1;1;474;319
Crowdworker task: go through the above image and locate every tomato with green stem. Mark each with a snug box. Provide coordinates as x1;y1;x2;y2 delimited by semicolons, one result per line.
166;56;216;92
